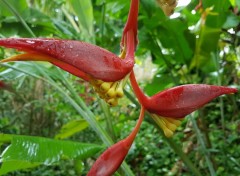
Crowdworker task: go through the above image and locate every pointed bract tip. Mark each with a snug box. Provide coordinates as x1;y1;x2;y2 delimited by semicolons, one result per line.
145;84;238;118
0;38;133;82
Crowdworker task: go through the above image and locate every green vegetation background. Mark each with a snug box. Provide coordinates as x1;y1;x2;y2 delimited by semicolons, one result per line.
0;0;239;175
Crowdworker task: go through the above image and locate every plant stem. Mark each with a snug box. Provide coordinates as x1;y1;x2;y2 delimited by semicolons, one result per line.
126;106;145;144
99;99;116;141
214;52;226;137
100;2;106;43
0;63;134;176
190;114;216;176
125;89;202;176
129;71;148;105
155;38;179;84
53;69;134;175
62;7;81;33
162;135;202;176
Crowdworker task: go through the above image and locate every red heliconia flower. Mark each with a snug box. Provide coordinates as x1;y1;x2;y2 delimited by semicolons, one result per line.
0;80;14;92
0;0;238;175
87;70;238;175
121;0;139;50
87;1;141;175
130;71;238;137
0;38;133;82
145;84;237;118
87;106;145;176
0;1;139;107
0;38;134;106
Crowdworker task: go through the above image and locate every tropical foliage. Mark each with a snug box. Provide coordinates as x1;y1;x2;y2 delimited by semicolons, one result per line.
0;0;239;175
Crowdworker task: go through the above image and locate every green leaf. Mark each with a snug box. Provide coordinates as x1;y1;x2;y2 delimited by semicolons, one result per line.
67;0;94;42
144;74;174;96
74;158;85;175
0;134;103;175
228;0;236;6
0;0;28;17
55;119;89;139
223;13;240;29
190;25;220;71
160;19;194;63
0;161;40;175
237;0;240;9
204;2;230;28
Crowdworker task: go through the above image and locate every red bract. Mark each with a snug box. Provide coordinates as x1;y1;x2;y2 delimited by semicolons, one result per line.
0;38;133;82
0;80;13;92
87;106;145;176
0;0;138;107
129;71;238;137
0;0;238;175
121;0;139;50
145;84;237;118
0;80;6;88
130;71;237;118
0;0;138;106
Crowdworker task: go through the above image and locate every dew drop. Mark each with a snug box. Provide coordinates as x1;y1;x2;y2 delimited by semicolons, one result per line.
26;40;35;44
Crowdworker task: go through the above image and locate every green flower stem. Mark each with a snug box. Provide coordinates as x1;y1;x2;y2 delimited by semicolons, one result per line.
100;2;106;43
161;133;202;176
190;114;216;176
62;7;81;33
99;99;117;141
155;38;179;83
214;52;226;136
149;116;202;176
0;63;134;176
53;68;113;144
124;89;139;105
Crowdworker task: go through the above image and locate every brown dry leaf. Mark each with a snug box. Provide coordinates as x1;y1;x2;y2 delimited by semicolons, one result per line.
156;0;178;16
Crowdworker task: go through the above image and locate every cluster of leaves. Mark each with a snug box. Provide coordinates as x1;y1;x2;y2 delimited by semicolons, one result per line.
0;0;239;175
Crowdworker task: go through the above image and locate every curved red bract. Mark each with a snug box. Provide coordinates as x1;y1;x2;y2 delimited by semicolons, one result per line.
0;0;238;175
87;107;145;176
121;0;139;49
129;71;238;118
145;84;238;118
0;38;134;82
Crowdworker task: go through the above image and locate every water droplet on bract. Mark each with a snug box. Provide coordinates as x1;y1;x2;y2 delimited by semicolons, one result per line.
26;40;35;44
